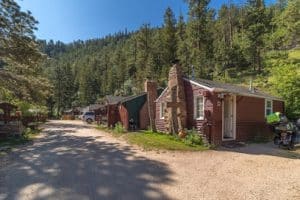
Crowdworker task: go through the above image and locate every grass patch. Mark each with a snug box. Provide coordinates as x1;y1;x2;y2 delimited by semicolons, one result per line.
113;122;126;134
96;124;124;137
125;130;209;151
0;128;40;153
96;125;209;151
289;49;300;60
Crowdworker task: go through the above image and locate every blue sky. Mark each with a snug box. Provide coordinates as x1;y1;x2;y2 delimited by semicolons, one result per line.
17;0;276;43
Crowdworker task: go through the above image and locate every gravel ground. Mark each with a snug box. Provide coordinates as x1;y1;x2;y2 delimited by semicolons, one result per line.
0;120;299;200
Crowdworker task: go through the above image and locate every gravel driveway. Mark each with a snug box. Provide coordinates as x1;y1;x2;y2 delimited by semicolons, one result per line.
0;120;299;200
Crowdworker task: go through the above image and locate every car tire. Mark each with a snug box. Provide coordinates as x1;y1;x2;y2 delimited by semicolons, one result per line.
86;118;93;124
288;141;295;150
273;136;280;145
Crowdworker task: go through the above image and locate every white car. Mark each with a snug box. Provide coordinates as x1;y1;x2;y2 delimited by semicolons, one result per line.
81;111;95;124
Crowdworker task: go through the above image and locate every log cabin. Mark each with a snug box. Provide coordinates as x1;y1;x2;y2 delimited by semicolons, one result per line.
154;62;284;144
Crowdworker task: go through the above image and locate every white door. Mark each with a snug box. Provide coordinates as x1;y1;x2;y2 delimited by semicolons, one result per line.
223;95;235;140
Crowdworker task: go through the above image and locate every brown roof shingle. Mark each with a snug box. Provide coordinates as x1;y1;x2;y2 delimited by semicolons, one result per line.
187;78;282;101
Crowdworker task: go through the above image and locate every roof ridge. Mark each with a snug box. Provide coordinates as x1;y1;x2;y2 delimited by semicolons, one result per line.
120;92;147;103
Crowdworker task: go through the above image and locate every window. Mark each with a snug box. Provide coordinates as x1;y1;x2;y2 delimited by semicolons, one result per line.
194;96;204;120
265;99;273;116
160;102;165;119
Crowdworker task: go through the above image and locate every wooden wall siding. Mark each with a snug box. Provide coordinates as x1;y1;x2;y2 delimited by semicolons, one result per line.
139;102;150;130
236;96;265;122
118;105;129;130
183;80;214;136
210;93;222;144
236;122;271;141
234;96;285;142
155;80;214;137
235;96;266;141
107;105;120;128
273;100;284;113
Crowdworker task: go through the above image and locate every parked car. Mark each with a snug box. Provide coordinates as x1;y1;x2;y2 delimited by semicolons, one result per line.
81;111;95;124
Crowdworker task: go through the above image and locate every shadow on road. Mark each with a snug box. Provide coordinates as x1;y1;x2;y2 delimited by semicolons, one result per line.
218;142;300;160
0;121;174;200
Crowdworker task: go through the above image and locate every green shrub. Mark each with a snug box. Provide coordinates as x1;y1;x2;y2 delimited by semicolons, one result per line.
114;122;126;133
22;127;32;135
184;129;203;146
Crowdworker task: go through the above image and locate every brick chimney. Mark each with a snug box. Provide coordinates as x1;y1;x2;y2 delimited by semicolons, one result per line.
144;80;158;131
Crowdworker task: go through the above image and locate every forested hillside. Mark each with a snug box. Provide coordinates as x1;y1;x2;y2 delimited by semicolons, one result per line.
1;0;299;118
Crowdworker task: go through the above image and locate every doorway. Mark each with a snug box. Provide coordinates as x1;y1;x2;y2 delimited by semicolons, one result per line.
222;95;236;140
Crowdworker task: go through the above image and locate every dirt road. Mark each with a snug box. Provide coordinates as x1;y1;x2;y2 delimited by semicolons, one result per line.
1;120;299;200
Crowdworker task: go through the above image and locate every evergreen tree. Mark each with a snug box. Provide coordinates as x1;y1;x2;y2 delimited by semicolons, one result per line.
52;62;75;115
162;7;177;66
0;0;43;66
269;0;300;49
0;0;50;105
186;0;213;78
136;24;152;86
213;4;249;78
244;0;268;73
176;14;190;76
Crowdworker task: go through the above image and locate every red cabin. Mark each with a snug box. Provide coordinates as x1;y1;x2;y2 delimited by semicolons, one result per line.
155;63;284;145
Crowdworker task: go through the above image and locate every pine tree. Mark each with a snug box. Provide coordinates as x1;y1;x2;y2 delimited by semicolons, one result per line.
0;0;50;105
186;0;213;78
162;7;177;66
270;0;300;49
213;4;249;78
176;14;190;76
52;62;75;115
136;24;153;86
244;0;268;73
0;0;43;66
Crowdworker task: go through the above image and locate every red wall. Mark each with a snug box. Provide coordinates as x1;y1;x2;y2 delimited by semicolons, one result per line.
107;105;120;128
235;96;266;142
118;104;129;130
273;100;284;114
139;102;150;130
234;97;285;142
210;96;285;144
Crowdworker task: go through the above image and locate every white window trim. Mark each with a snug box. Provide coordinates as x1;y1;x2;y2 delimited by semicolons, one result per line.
194;96;205;120
160;102;165;119
265;99;273;117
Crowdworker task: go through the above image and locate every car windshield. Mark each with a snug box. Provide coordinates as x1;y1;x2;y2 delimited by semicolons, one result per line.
85;112;94;115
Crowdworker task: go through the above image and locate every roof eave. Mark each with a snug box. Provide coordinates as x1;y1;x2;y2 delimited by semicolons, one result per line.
183;78;215;91
155;87;168;102
214;89;284;101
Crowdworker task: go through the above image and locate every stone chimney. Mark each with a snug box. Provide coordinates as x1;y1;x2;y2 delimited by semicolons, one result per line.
144;80;158;131
165;60;187;134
